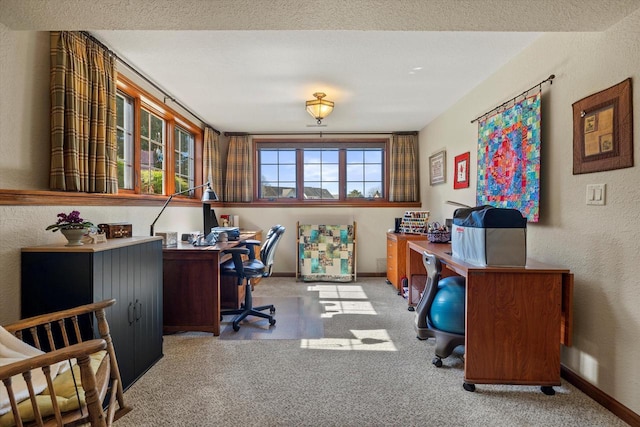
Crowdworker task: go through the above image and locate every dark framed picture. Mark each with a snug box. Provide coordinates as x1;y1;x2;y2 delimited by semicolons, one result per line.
572;78;633;174
454;152;470;189
429;150;446;185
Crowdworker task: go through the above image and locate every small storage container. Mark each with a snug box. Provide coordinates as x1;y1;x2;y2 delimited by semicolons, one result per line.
451;205;526;267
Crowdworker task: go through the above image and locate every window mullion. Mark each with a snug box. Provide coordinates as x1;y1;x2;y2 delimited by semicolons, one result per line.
339;149;347;200
133;97;142;194
296;148;304;201
166;121;175;195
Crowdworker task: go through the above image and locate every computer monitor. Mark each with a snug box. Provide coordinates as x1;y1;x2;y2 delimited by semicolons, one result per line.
203;204;219;235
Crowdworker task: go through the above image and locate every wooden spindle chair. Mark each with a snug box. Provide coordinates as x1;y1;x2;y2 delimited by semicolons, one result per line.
0;299;131;426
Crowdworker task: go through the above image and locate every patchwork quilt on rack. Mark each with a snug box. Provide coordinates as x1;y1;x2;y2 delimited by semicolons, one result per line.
297;224;356;282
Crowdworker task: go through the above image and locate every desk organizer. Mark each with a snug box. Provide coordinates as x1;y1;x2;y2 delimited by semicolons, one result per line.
399;211;430;234
296;222;356;282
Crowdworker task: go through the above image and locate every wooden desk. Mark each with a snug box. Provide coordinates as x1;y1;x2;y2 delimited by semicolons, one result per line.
162;231;259;336
407;241;573;391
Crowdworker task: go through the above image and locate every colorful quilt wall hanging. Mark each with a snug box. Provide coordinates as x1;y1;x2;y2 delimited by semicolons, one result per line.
476;92;541;222
297;223;356;282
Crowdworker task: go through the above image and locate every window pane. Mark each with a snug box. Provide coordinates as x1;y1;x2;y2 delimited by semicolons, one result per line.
279;164;296;181
365;164;382;181
365;150;382;163
347;182;365;198
279;150;296;163
347;150;363;163
258;148;297;199
261;164;278;182
345;148;383;198
260;150;278;163
347;164;364;181
141;109;165;194
174;127;194;194
116;92;134;190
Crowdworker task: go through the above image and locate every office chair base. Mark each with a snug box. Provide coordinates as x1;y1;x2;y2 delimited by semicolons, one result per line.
231;310;276;331
224;304;276;331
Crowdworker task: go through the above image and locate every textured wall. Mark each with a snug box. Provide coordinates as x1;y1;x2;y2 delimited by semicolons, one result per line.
421;10;640;415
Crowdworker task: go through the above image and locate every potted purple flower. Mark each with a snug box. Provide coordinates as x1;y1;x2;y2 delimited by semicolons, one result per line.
46;210;94;246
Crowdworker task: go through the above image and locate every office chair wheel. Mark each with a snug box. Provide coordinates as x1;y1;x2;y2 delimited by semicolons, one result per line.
407;306;415;312
270;307;276;313
463;382;476;392
232;322;241;332
269;318;276;326
541;386;555;396
432;357;443;368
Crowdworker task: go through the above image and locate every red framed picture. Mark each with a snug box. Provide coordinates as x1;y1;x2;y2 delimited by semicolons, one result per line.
454;152;470;189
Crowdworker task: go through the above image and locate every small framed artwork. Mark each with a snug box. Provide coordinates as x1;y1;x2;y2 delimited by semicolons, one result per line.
429;150;446;185
454;152;470;189
572;78;633;174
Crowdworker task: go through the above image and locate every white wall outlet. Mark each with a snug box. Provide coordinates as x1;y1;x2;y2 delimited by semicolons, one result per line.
586;184;606;205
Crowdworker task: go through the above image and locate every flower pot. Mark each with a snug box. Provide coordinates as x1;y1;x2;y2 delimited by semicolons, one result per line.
60;228;87;246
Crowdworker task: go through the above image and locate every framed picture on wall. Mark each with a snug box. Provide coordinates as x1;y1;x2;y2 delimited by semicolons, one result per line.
454;152;470;189
429;150;446;185
572;78;633;174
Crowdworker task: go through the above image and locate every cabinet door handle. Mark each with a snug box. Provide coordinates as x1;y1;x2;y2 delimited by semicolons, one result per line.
128;302;134;325
135;300;143;321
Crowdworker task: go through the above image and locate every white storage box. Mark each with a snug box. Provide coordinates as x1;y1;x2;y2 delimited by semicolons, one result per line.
451;206;526;267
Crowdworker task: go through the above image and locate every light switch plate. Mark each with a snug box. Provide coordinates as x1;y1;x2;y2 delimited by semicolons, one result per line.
586;184;606;205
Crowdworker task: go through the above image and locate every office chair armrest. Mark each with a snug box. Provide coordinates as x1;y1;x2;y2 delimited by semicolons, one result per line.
222;247;250;276
235;239;261;259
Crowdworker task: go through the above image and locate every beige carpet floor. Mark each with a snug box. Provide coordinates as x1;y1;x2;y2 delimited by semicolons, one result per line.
114;277;626;426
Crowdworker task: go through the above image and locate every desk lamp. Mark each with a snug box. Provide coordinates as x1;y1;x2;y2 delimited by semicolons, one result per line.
202;185;220;234
149;182;218;236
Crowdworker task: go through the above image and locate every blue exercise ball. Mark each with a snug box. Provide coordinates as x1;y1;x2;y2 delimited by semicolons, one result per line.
429;276;466;334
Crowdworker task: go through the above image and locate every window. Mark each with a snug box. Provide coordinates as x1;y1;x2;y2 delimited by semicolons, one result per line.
256;139;387;203
174;126;195;193
140;108;166;195
116;92;134;190
116;75;203;198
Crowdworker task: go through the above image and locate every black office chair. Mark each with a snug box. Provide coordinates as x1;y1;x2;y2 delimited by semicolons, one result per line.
220;225;285;331
415;251;466;367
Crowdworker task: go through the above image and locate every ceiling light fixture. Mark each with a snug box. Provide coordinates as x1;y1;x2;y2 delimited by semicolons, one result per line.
306;92;334;125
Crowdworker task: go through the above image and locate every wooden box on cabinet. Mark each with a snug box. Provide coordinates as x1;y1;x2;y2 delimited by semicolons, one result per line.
386;232;428;292
21;237;164;390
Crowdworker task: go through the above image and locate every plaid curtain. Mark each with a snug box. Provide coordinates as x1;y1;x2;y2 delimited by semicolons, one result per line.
49;31;118;193
203;127;222;198
389;133;418;202
224;135;252;202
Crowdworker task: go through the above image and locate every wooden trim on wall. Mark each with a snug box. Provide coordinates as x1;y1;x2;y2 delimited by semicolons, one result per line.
561;365;640;426
0;189;420;208
0;189;205;207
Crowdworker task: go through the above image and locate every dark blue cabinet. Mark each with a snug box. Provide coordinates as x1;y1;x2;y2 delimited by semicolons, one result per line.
21;237;163;390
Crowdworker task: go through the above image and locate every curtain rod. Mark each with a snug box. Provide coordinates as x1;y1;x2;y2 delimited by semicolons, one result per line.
224;131;418;137
470;74;555;124
81;31;221;135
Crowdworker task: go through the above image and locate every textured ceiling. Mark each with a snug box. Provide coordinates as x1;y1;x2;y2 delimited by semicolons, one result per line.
2;0;639;133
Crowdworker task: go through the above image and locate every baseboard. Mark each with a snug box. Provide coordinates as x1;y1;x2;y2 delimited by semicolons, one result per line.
561;365;640;427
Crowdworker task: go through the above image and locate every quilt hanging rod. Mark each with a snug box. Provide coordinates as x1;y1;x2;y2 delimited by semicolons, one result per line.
470;74;555;124
81;31;220;135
